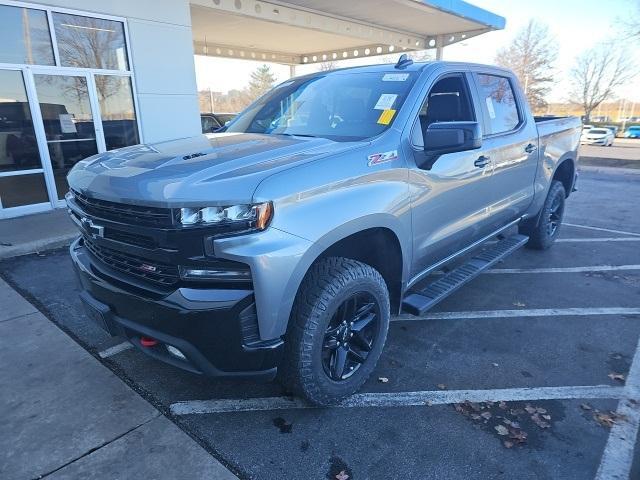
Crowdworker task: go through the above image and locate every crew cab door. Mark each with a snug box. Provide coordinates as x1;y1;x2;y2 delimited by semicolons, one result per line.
469;71;539;231
406;72;496;279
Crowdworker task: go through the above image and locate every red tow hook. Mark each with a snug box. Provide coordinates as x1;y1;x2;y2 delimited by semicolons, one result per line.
140;336;159;347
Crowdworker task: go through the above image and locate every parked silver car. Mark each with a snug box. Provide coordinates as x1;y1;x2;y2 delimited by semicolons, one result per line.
66;58;580;405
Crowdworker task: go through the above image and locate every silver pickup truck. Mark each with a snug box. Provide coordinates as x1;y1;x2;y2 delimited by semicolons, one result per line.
66;58;581;405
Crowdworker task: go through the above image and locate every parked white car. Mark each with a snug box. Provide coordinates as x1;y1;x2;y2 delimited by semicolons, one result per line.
580;128;614;146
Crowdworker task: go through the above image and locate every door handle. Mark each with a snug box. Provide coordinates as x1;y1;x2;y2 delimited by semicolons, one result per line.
524;143;537;154
474;155;490;168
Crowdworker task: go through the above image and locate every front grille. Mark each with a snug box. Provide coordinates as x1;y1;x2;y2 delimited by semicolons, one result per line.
84;237;179;286
71;189;174;227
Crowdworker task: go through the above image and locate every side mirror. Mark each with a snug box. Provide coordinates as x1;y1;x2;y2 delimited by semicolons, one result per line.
423;121;482;155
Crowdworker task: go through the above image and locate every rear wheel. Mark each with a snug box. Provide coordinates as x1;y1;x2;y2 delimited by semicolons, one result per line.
519;180;566;250
279;257;390;405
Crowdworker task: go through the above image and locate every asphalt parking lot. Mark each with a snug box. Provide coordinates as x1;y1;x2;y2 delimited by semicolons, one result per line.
2;167;640;480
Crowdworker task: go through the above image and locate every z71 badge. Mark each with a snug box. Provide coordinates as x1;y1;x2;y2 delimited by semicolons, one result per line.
367;150;398;166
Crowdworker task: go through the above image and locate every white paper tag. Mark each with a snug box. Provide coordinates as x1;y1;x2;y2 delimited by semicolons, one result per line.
382;73;409;82
59;114;77;133
374;94;398;110
485;97;496;119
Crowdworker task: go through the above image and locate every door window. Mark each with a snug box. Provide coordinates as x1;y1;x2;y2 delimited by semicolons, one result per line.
0;69;50;209
476;74;520;135
33;74;98;200
412;74;475;147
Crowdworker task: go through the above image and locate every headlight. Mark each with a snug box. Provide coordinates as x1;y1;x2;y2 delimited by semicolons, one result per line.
178;202;273;231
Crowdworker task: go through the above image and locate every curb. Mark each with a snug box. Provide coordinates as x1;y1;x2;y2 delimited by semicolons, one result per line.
0;233;78;260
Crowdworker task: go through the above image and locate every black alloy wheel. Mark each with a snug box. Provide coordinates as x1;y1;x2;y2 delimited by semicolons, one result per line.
321;293;380;381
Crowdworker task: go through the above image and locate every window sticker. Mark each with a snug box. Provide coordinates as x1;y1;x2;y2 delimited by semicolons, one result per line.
485;97;496;119
374;93;398;110
382;73;409;82
377;109;396;125
59;114;77;133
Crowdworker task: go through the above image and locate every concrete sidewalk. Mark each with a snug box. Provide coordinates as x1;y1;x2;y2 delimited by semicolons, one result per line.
0;277;236;480
0;208;78;260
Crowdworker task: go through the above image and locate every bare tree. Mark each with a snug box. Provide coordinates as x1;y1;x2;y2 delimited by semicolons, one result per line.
495;20;557;111
318;61;337;72
569;44;636;122
622;0;640;40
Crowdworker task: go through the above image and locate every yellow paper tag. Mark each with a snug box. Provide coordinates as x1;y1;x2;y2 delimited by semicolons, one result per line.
377;109;396;125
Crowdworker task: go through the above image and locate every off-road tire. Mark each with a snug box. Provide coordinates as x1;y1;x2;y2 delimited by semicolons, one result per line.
278;257;390;406
520;180;566;250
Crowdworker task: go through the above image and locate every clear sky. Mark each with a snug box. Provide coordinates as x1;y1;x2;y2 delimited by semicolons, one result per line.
194;0;639;102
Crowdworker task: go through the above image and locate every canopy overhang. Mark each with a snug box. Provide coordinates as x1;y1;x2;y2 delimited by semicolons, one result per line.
190;0;505;64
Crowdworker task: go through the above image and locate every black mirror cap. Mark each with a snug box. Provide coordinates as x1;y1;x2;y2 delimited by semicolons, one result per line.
423;121;482;155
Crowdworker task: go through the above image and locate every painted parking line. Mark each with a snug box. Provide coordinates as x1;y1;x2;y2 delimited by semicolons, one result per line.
556;237;640;243
563;223;640;238
98;341;133;358
392;307;640;322
170;385;625;415
485;265;640;274
595;336;640;480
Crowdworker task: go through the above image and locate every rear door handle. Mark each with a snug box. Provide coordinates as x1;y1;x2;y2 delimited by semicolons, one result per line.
525;143;537;154
474;155;490;168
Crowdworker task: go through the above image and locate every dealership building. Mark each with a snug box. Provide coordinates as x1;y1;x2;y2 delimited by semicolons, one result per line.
0;0;503;218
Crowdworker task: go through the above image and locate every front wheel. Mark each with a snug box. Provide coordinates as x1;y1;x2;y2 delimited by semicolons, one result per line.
279;257;390;406
519;180;566;250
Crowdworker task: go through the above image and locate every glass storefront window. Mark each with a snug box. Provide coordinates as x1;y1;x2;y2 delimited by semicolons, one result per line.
0;70;43;172
95;75;140;150
52;12;129;71
0;5;55;65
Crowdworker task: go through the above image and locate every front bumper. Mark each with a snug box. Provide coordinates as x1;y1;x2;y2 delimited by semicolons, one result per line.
70;237;283;379
580;138;608;145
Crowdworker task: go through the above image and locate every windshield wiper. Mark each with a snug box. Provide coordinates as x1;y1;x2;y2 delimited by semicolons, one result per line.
275;133;318;138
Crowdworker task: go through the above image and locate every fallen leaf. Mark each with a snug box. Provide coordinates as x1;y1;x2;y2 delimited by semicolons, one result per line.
536;407;547;414
513;301;526;307
580;403;592;411
492;363;499;367
542;414;551;420
437;383;447;390
378;377;389;383
481;411;492;420
471;414;481;420
503;440;514;449
498;401;508;410
336;471;349;480
509;428;528;443
524;405;536;414
594;411;627;428
425;401;433;406
531;413;550;429
608;373;626;382
495;425;509;436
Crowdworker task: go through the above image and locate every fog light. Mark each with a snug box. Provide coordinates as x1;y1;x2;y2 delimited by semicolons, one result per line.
166;345;187;360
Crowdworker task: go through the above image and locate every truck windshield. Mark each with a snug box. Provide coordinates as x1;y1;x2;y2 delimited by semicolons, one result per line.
225;72;417;141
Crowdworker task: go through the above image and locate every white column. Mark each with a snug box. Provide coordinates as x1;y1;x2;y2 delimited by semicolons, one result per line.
435;35;444;60
289;65;297;78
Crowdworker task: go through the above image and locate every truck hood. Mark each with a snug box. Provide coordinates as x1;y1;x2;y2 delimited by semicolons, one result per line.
67;133;366;207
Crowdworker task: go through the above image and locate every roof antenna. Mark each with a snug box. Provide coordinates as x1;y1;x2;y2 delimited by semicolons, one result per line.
395;53;413;69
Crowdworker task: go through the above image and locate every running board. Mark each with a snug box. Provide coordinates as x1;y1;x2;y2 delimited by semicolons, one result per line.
402;234;529;316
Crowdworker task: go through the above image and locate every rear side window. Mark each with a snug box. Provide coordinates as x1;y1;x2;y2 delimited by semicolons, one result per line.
476;74;520;135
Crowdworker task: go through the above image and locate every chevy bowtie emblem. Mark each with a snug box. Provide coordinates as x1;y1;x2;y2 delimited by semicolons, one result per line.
81;217;105;238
